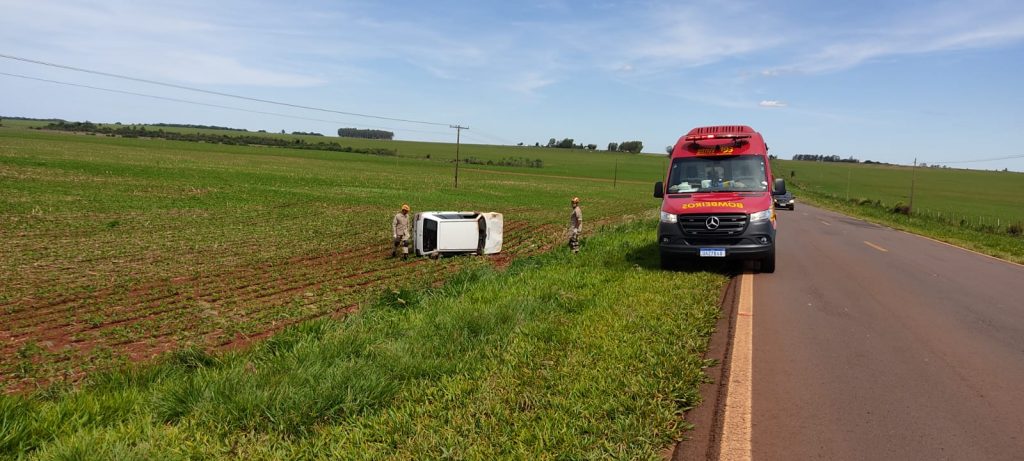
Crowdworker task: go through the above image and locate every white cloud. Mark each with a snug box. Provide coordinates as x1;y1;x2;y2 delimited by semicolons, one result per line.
608;2;786;72
0;0;327;87
759;100;787;108
508;72;558;94
773;3;1024;74
157;53;325;87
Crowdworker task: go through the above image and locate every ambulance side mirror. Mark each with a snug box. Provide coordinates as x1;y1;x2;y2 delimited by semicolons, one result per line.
654;181;664;198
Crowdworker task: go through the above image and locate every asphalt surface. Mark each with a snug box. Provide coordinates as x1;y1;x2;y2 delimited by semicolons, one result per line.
751;204;1024;460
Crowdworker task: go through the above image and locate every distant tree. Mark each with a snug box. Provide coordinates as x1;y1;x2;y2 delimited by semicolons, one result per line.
517;142;524;146
665;145;673;154
556;138;574;149
586;144;597;150
338;128;394;140
535;142;540;147
608;142;618;152
618;140;643;153
547;138;557;147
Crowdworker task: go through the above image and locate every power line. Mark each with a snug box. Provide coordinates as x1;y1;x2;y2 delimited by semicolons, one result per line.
0;71;456;138
2;71;341;125
933;154;1024;164
0;52;451;127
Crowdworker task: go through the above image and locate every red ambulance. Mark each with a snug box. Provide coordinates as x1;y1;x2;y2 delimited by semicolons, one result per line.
653;125;787;272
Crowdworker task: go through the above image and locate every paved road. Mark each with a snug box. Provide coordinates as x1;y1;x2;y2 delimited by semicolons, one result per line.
751;204;1024;460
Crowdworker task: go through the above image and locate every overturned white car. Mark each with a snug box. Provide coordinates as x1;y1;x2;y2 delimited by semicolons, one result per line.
414;211;503;257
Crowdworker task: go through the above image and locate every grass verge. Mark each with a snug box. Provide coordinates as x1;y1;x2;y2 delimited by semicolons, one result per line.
1;219;728;460
790;186;1024;265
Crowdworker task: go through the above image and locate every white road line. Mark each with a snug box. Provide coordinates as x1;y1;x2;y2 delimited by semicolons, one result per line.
864;241;889;252
820;220;831;226
719;272;753;461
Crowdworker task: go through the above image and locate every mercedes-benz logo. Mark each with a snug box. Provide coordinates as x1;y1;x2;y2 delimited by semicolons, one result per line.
705;216;720;230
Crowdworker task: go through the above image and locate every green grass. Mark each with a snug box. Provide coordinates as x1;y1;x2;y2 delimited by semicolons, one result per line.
0;219;727;460
11;120;669;183
773;159;1024;263
0;123;669;392
774;159;1023;223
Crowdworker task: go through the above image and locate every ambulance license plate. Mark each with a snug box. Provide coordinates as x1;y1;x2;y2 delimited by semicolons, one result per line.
699;248;726;258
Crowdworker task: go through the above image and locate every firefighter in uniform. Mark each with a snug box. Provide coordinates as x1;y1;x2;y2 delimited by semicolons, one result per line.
568;197;582;253
392;204;411;259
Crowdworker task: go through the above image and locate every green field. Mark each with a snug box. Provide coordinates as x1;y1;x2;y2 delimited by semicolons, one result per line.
0;123;732;458
775;159;1023;223
8;119;669;184
1;220;727;460
773;159;1024;263
0;124;671;392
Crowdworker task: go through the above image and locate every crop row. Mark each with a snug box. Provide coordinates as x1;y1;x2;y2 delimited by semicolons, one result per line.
0;220;552;393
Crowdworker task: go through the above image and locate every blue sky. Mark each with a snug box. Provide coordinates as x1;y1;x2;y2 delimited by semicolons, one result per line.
2;0;1023;171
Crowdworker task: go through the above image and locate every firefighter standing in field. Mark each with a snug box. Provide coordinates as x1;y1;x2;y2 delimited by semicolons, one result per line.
392;204;411;259
568;197;582;253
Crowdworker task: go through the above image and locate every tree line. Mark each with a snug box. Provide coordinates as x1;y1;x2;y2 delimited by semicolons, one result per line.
792;154;861;163
460;156;543;168
42;122;397;157
607;141;644;154
150;123;247;132
338;128;394;140
527;138;644;153
791;154;903;166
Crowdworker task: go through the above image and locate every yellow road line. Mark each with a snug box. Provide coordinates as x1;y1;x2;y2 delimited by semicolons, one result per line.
719;272;753;461
864;241;889;252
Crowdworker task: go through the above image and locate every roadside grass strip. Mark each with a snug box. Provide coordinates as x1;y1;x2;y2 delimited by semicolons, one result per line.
771;159;1024;264
792;189;1023;264
0;220;727;460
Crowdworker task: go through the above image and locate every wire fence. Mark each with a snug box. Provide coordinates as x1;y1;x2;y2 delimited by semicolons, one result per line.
795;185;1023;237
905;206;1022;235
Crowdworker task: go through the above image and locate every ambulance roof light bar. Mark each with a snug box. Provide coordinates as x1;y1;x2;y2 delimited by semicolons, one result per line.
684;133;752;141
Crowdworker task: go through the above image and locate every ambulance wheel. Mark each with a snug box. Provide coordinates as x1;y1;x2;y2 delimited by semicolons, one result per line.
758;247;776;273
659;251;678;270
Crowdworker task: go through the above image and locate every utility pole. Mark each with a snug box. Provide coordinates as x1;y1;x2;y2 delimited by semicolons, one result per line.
613;158;618;188
450;125;468;188
909;157;917;211
846;166;851;201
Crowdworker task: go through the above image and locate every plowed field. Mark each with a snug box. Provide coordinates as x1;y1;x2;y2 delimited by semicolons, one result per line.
0;128;662;392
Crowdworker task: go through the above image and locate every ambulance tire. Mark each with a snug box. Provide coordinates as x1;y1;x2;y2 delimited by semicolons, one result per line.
659;251;679;271
759;247;776;273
